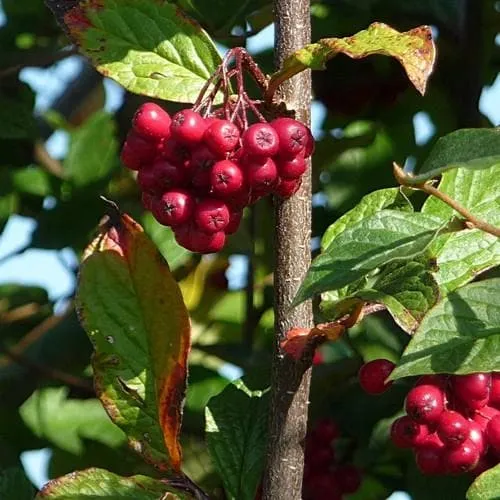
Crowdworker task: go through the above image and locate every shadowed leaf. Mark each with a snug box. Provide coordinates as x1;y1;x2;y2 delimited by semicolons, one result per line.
77;209;190;471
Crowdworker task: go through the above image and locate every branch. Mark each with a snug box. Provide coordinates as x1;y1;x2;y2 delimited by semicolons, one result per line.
34;140;65;178
262;0;313;498
393;163;500;238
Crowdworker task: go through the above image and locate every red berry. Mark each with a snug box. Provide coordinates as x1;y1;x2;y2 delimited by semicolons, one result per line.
311;418;340;443
242;122;280;157
204;119;240;155
271;117;308;158
151;190;194;227
174;223;226;253
225;209;243;235
358;359;395;395
416;374;449;389
274;177;302;198
415;435;445;475
390;416;429;448
190;145;218;193
468;421;487;456
141;192;154;211
133;103;171;141
490;373;500;409
161;138;191;165
121;130;158;170
312;350;324;365
276;155;308;180
171;109;206;144
436;411;470;448
305;473;342;500
210;160;245;197
445;440;480;474
137;159;187;194
486;415;500;452
473;406;500;429
304;443;334;468
304;127;315;158
334;465;362;494
405;385;445;424
194;198;230;233
245;157;278;192
453;373;491;410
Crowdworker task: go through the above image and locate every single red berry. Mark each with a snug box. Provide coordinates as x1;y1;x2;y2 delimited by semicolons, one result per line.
445;439;480;474
242;122;280;157
276;155;308;180
486;415;500;452
225;209;243;235
334;465;362;494
489;373;500;409
405;384;445;424
133;103;172;140
473;405;500;430
120;130;159;170
210;160;245;197
311;418;340;443
453;373;491;410
151;190;194;227
245;157;278;192
141;192;154;211
204;119;241;155
436;411;470;448
174;223;226;253
194;198;230;233
274;177;302;198
415;435;445;475
304;443;335;468
161;137;191;166
358;359;395;395
190;145;218;193
304;127;315;158
390;415;429;448
171;109;207;144
305;473;342;500
137;159;187;194
467;421;487;456
271;117;308;158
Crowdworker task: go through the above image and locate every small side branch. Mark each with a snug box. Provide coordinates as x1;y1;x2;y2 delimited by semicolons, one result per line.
393;163;500;238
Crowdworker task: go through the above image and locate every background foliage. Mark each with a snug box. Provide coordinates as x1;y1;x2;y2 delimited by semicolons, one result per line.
0;0;499;498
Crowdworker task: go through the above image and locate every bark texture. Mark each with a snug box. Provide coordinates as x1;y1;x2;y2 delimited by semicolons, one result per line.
262;0;313;498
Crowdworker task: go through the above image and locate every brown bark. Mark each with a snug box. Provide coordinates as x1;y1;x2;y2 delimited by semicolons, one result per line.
262;0;313;498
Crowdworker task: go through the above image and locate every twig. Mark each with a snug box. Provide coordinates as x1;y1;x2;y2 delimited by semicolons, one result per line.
34;140;66;178
393;163;500;238
0;303;42;324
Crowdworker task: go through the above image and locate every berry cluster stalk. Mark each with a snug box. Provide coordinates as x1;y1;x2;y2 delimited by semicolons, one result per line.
262;0;313;498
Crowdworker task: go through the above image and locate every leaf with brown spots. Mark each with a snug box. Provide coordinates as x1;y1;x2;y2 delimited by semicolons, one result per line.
268;22;436;100
76;206;191;472
45;0;221;103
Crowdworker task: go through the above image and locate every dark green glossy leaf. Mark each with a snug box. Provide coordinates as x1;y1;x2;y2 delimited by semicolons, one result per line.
206;379;269;500
391;279;500;379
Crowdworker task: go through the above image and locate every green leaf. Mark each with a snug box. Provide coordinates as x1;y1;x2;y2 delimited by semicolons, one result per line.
0;466;34;500
37;468;190;499
20;387;126;455
206;379;269;500
422;164;500;293
47;0;221;103
269;23;435;98
323;258;440;334
321;187;412;251
65;111;118;187
391;279;500;379
0;83;37;139
467;464;500;500
12;166;52;196
294;210;448;305
142;213;191;271
77;211;191;471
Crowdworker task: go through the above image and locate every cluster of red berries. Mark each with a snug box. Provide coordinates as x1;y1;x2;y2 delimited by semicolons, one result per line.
120;103;313;253
303;419;362;500
359;359;500;476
